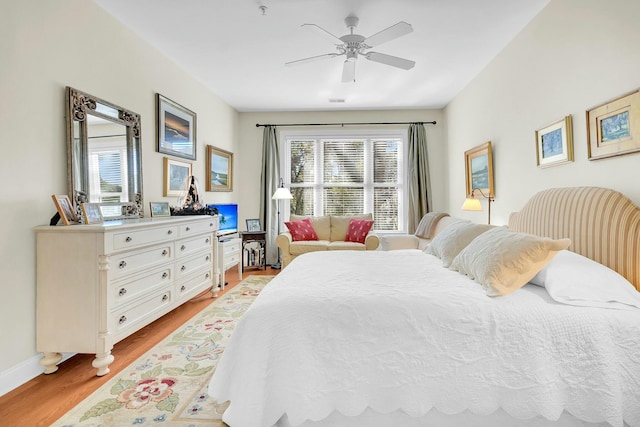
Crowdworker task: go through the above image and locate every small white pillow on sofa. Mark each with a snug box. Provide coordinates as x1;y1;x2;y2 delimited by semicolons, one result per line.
449;227;571;297
530;250;640;310
425;221;492;267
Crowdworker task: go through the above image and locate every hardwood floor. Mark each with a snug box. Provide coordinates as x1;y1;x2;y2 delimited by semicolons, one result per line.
0;267;277;427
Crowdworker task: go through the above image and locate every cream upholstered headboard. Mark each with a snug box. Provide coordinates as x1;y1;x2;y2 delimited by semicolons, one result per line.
508;187;640;291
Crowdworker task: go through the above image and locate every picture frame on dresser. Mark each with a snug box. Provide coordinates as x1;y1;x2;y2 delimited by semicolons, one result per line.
535;115;574;168
464;141;494;198
81;203;103;224
51;194;78;225
150;201;171;217
156;94;197;160
587;90;640;160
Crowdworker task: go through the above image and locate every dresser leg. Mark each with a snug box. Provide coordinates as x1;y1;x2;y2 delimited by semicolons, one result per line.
40;352;63;374
92;352;115;376
211;285;220;298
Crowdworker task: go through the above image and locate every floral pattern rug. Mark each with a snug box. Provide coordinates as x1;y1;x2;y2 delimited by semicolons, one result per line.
53;275;272;427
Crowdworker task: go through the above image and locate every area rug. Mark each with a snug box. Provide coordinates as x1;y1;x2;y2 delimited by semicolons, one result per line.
53;275;273;427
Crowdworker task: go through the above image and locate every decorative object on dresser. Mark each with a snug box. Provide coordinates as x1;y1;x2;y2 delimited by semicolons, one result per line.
65;87;143;220
81;203;103;224
271;178;293;269
35;215;220;377
464;141;494;200
149;201;171;217
206;145;233;192
241;231;267;273
51;194;78;226
461;187;494;224
163;157;192;197
535;115;574;167
587;89;640;160
156;94;197;160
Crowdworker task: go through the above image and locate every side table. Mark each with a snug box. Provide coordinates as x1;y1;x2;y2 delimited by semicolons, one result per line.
240;231;267;272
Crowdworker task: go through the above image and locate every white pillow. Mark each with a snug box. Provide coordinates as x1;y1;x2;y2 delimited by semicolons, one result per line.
530;250;640;310
449;227;571;297
425;221;492;267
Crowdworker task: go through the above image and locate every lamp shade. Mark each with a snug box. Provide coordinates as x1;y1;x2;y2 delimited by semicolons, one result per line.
461;197;482;211
272;187;293;200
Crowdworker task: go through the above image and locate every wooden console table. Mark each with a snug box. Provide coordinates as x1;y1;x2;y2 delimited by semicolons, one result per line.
240;231;267;272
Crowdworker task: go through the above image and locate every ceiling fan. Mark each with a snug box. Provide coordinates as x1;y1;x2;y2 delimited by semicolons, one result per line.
285;15;416;83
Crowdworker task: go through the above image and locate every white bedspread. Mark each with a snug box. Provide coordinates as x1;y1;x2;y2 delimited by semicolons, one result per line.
208;250;640;427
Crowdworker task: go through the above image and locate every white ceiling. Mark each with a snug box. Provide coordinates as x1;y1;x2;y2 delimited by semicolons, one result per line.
92;0;549;112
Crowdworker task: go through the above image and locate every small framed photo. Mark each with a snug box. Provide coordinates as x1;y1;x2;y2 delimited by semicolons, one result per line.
246;218;262;232
206;145;233;192
156;94;196;160
150;201;171;217
535;115;574;168
464;141;494;198
164;157;192;197
81;203;103;224
587;90;640;160
51;194;79;225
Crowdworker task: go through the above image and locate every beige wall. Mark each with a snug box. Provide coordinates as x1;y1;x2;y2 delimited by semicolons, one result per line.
0;0;239;379
445;0;640;225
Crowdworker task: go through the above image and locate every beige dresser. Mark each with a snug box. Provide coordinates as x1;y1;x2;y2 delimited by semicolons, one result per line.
35;215;219;376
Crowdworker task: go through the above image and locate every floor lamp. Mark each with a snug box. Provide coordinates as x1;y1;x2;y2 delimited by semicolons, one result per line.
461;188;494;224
271;178;292;269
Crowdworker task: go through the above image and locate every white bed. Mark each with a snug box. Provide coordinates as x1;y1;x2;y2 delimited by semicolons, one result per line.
208;187;640;427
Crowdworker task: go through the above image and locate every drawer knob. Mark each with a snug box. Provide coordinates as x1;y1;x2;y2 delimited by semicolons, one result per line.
186;226;191;231
118;288;127;296
161;249;168;256
162;294;169;302
205;273;210;279
205;255;210;261
162;272;168;279
180;285;186;292
119;315;127;324
180;245;186;251
209;222;213;227
181;265;186;271
125;236;132;242
205;238;210;243
119;261;127;269
167;229;173;235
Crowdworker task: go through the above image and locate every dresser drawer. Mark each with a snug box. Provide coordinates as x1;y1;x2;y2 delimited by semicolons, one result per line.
110;244;173;280
176;268;213;298
176;251;213;279
176;234;213;260
222;238;241;254
178;218;218;237
111;266;173;309
223;249;241;271
111;287;173;336
112;226;178;251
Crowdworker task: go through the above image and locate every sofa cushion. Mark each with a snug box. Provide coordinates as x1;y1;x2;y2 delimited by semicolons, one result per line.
285;218;319;241
289;240;330;255
345;218;374;244
330;214;373;241
290;214;330;241
328;241;367;251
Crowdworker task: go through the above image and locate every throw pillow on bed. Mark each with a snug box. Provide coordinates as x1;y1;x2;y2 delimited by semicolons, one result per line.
285;218;319;241
425;220;493;267
344;218;374;244
449;226;571;297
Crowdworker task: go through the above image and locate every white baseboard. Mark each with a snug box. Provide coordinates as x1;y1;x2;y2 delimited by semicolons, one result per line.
0;352;75;398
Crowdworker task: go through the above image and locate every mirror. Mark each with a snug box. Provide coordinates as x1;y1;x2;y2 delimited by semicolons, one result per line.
66;87;143;220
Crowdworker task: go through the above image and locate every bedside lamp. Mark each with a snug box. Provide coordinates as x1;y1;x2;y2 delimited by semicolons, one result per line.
462;188;494;224
271;178;293;269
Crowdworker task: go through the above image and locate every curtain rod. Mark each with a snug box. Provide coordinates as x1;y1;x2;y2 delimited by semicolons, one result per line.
255;120;436;128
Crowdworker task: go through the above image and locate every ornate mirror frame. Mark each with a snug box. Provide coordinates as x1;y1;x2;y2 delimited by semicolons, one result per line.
66;87;144;219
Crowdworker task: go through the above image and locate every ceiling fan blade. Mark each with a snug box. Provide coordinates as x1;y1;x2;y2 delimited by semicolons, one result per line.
364;22;413;48
302;23;343;44
285;53;340;66
365;52;415;70
342;60;355;83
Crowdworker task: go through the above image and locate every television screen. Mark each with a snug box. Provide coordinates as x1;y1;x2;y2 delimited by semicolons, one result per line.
208;203;238;235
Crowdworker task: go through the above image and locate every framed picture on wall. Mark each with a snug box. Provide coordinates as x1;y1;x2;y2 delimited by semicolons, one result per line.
206;145;233;192
156;94;197;160
587;90;640;160
464;141;494;198
163;157;192;197
535;115;574;168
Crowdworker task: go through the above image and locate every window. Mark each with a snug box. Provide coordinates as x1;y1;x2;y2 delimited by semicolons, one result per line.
282;130;406;232
87;137;128;216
